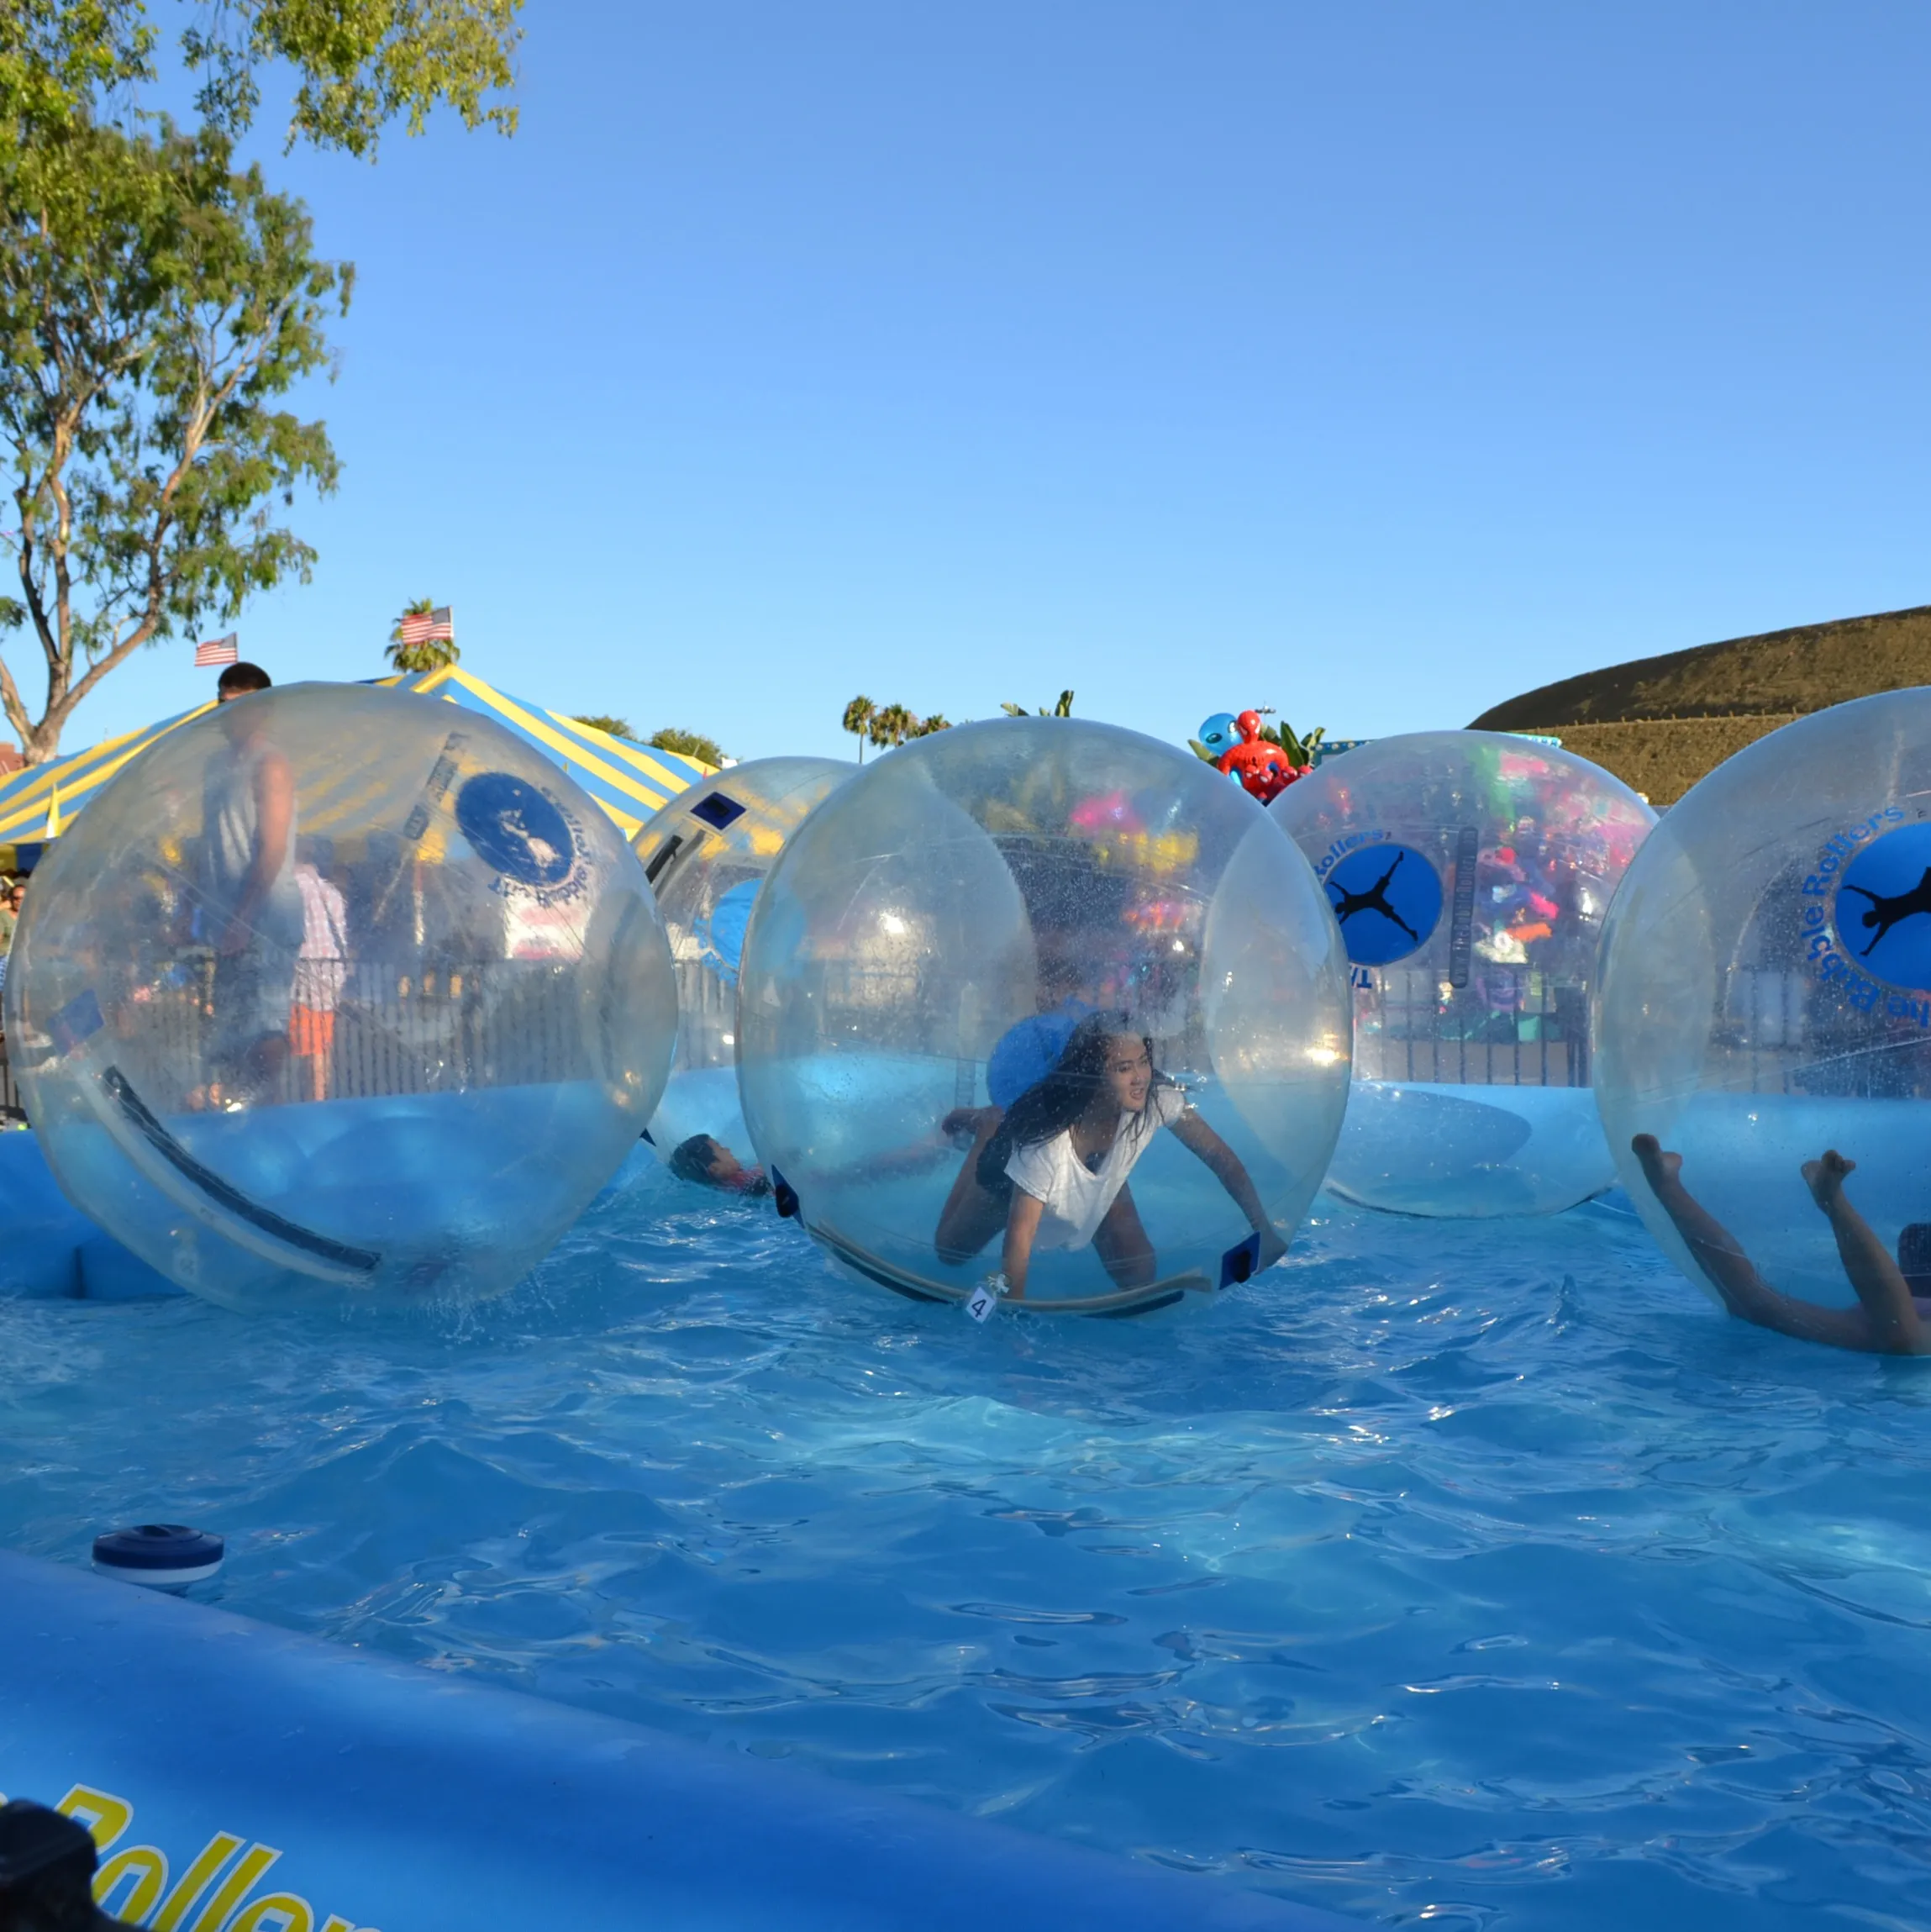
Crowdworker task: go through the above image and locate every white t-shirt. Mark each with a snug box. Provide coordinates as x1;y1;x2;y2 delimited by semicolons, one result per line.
1005;1084;1189;1251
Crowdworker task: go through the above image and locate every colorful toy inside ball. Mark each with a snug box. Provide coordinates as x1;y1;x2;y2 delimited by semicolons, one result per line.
633;755;853;1180
1273;730;1655;1216
1595;692;1931;1334
3;682;676;1312
734;717;1351;1313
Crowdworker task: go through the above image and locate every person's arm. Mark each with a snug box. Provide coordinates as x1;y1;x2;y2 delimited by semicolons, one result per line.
1169;1109;1287;1268
934;1106;1006;1263
1001;1187;1046;1302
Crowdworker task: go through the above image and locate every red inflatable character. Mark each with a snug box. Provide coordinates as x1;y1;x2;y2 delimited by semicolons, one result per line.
1216;710;1307;805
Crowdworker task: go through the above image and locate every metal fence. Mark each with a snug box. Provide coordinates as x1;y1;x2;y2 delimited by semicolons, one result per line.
1355;964;1591;1088
0;954;602;1119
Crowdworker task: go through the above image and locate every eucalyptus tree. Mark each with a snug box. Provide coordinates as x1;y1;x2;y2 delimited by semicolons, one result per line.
0;0;522;762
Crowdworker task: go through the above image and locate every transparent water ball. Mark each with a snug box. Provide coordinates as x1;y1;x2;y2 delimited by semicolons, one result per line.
3;682;676;1313
734;717;1351;1313
1594;692;1931;1317
1271;730;1655;1216
633;755;854;1166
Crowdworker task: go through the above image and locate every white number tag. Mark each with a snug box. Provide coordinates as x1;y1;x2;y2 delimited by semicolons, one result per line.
966;1281;999;1324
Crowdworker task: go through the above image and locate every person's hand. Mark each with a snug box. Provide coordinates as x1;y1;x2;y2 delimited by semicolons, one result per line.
941;1105;993;1142
216;916;252;957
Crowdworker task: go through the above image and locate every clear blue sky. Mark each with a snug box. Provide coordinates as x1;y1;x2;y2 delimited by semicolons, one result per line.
52;2;1931;762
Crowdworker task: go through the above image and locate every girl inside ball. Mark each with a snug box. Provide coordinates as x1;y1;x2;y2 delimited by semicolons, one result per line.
957;1011;1286;1301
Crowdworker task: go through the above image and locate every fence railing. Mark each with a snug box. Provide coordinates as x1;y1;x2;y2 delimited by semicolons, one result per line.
0;954;605;1119
1355;966;1591;1087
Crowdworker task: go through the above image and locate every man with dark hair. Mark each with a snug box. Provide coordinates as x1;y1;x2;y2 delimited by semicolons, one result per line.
216;661;272;702
197;676;297;1105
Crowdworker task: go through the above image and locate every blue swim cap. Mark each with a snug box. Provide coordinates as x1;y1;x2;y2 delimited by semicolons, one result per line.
986;1000;1093;1109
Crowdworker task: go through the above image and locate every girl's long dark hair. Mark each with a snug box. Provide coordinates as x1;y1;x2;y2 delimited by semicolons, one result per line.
976;1011;1165;1191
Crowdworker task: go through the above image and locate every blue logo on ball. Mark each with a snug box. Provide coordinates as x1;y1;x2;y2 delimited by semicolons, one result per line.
1323;842;1442;966
455;772;577;888
1837;821;1931;992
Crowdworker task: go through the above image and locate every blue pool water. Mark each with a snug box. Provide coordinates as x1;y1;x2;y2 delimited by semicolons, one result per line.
5;1159;1931;1931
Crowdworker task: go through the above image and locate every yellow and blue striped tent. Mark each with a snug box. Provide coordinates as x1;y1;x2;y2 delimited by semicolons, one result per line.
376;666;714;837
0;666;713;864
0;704;215;863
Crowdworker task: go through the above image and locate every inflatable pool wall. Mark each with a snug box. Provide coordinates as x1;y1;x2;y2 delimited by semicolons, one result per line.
0;1129;182;1301
0;1552;1361;1932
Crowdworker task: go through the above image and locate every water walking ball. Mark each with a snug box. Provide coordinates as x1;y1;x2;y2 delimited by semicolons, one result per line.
1593;692;1931;1314
632;755;854;1164
734;717;1352;1313
3;682;677;1313
1271;730;1655;1216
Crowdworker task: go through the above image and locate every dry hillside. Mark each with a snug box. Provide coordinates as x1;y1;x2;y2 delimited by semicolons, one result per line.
1467;604;1931;803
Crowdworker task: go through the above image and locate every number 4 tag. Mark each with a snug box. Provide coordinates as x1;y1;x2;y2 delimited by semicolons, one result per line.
966;1282;999;1324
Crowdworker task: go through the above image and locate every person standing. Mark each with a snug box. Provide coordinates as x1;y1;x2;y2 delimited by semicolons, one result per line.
290;852;349;1102
199;666;298;1105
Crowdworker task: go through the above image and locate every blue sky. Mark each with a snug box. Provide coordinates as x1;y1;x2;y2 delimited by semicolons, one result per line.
40;2;1931;762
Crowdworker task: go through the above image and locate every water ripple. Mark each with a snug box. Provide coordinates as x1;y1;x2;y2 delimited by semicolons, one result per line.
3;1168;1931;1929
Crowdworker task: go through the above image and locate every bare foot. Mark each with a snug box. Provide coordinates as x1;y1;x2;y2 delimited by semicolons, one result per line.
1802;1147;1856;1212
1631;1132;1683;1193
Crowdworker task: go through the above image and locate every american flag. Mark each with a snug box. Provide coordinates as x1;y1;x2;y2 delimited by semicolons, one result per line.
193;633;239;667
396;605;455;647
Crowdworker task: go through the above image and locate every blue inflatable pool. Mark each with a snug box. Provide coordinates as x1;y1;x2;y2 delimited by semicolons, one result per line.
0;1128;182;1301
0;1550;1358;1931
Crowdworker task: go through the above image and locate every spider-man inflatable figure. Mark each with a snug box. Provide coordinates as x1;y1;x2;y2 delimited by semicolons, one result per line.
1214;709;1307;805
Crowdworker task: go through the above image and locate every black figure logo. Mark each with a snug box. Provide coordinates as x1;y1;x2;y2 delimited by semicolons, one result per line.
1841;866;1931;957
1328;850;1422;945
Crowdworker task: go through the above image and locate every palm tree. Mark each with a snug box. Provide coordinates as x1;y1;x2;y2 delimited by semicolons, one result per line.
1000;690;1073;718
911;713;951;735
385;597;460;674
841;695;877;763
870;703;917;751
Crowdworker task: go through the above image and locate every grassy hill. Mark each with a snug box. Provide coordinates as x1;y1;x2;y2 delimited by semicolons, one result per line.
1467;604;1931;803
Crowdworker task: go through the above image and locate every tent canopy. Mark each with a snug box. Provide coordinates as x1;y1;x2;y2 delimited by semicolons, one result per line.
0;667;713;855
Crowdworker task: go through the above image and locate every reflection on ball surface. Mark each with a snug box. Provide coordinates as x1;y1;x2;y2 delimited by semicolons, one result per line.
1594;692;1931;1315
3;683;676;1312
734;717;1351;1313
633;756;854;1169
1272;731;1655;1216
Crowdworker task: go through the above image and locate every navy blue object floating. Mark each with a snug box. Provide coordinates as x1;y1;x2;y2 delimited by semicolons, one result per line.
691;790;747;831
92;1524;224;1588
1220;1231;1262;1288
771;1167;800;1220
1323;843;1442;967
